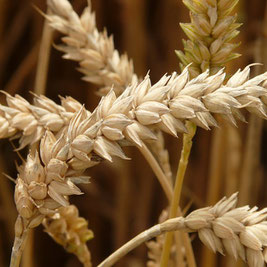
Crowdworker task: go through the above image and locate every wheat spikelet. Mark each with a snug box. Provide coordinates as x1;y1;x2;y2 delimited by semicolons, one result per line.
46;0;138;96
98;193;267;267
12;205;93;267
184;192;267;267
43;205;93;267
0;93;83;149
14;145;87;226
177;0;241;76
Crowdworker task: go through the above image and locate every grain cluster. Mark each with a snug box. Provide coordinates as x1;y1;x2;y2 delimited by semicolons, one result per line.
2;66;267;150
177;0;241;75
47;0;138;96
13;66;267;230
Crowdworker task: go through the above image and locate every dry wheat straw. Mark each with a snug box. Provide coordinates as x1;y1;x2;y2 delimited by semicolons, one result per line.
46;0;138;96
98;193;267;267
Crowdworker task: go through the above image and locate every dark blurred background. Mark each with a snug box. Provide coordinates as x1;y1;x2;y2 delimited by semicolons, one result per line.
0;0;266;266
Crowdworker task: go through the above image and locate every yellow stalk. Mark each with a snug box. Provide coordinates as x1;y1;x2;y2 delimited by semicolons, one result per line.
138;141;173;203
34;7;53;96
160;121;196;267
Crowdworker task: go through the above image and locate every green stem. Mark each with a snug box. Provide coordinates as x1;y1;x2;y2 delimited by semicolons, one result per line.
160;121;196;267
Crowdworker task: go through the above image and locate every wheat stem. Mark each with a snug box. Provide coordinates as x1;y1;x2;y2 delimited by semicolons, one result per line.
181;231;196;267
21;229;34;267
98;218;186;267
10;226;29;267
34;7;53;96
138;141;173;203
160;121;196;267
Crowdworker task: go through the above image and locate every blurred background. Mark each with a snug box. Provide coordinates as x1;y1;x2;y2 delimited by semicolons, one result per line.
0;0;266;266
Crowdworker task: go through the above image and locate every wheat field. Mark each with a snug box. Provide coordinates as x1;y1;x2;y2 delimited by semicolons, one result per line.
0;0;266;266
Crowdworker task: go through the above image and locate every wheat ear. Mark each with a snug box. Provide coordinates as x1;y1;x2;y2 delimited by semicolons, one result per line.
46;0;138;96
8;66;267;217
11;65;267;227
1;65;267;148
0;93;84;149
98;192;267;267
177;0;241;76
43;205;94;267
4;65;267;207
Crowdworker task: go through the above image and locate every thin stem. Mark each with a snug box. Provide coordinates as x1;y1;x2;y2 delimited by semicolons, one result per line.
3;43;39;95
139;141;195;267
203;117;225;267
34;7;53;95
97;217;185;267
138;141;173;202
160;121;196;267
21;229;34;267
182;232;196;267
174;231;186;267
10;227;29;267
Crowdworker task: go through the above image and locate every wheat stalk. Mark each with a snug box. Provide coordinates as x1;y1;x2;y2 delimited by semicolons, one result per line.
98;192;267;267
161;0;242;264
147;209;184;267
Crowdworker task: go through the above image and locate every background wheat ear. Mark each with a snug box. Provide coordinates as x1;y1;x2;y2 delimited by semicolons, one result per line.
43;205;94;267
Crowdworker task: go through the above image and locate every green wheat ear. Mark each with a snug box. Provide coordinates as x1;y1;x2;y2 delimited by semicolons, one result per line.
177;0;242;77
